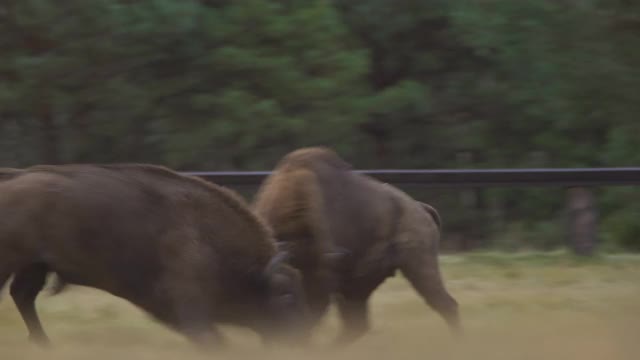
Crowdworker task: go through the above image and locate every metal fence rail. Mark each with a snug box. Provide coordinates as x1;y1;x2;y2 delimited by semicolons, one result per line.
183;167;640;188
182;167;640;256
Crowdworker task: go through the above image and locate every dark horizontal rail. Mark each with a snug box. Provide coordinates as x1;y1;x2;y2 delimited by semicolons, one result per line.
182;167;640;188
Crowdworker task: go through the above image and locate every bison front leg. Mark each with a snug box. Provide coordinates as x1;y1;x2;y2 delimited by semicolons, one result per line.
150;310;227;351
47;274;68;296
160;303;227;351
176;321;227;351
156;293;228;351
0;267;12;298
333;292;372;346
399;247;462;338
10;263;51;346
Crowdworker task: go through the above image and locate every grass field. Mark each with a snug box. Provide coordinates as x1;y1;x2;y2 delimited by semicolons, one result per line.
1;251;639;360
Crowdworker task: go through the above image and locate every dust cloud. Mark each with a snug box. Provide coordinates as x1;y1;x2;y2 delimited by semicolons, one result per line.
1;253;639;360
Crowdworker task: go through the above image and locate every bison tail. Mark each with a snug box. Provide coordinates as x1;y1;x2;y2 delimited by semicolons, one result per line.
418;202;441;230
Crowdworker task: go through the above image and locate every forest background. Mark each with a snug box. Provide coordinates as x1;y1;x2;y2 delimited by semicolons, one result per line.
1;0;639;251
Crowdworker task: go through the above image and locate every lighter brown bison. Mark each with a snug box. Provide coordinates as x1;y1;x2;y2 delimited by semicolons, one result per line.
252;147;461;345
0;164;309;349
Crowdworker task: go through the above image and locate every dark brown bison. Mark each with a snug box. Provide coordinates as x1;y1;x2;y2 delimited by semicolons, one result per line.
252;147;461;345
0;164;309;349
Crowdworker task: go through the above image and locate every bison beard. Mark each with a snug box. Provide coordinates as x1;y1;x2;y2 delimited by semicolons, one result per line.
0;164;309;349
252;147;462;346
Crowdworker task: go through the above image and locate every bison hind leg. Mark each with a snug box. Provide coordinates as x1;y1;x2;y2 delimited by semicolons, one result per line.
10;263;51;346
399;250;462;337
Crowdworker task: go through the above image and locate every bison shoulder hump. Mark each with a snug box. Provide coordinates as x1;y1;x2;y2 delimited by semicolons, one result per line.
277;147;352;171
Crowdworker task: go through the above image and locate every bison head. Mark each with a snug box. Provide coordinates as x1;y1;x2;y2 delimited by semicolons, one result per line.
259;248;312;345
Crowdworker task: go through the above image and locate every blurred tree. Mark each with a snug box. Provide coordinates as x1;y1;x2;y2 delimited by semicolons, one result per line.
157;0;370;169
0;0;638;250
0;0;369;168
333;0;490;168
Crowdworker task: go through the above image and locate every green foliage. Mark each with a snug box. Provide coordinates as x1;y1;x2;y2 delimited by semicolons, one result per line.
0;0;638;250
0;0;369;168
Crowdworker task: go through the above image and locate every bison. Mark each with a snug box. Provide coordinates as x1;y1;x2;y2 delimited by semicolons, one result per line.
0;164;310;349
252;147;462;345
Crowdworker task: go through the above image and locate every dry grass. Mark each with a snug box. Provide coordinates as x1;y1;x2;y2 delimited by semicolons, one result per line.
1;251;640;360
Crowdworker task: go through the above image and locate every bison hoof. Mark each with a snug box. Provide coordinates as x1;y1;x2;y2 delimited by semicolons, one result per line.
29;334;51;348
190;334;228;353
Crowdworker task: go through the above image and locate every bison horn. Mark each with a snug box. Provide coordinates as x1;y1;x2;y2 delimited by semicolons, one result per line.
275;241;295;253
323;246;350;262
265;250;290;274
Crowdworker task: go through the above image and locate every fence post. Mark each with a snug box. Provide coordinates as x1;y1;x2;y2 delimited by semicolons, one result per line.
456;150;486;250
566;187;598;256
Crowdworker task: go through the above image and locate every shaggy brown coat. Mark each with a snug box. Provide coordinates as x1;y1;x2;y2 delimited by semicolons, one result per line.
0;164;307;348
252;147;461;345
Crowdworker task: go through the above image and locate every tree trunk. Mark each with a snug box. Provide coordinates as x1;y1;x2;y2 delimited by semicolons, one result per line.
40;101;59;164
566;187;598;256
